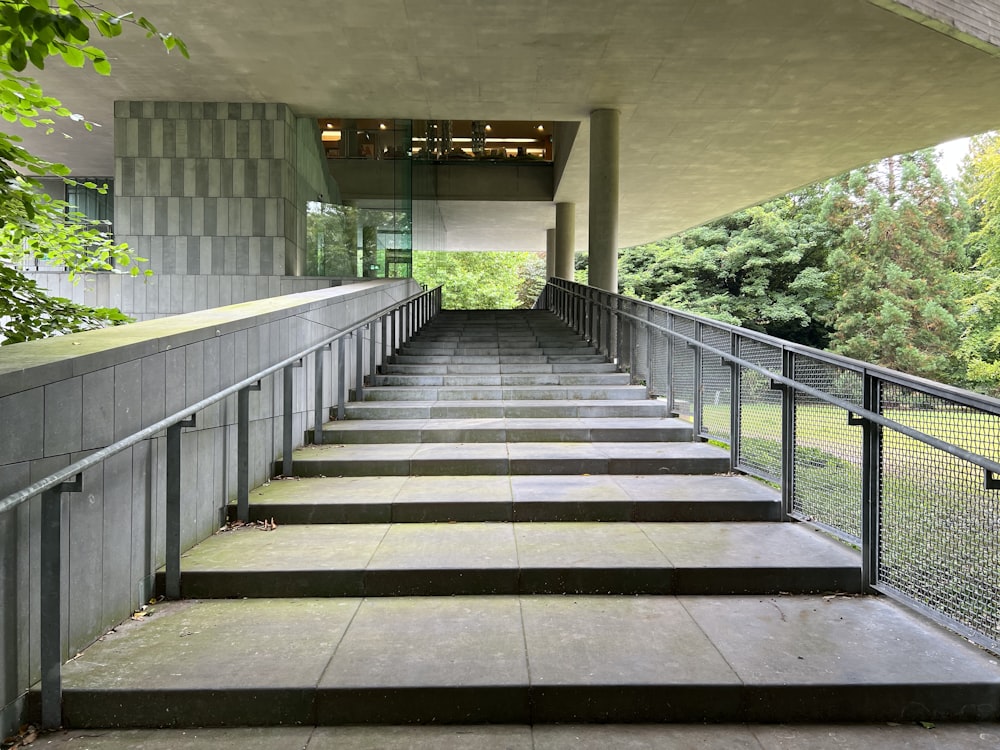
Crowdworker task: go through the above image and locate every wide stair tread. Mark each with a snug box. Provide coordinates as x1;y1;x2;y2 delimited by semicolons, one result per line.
57;594;1000;726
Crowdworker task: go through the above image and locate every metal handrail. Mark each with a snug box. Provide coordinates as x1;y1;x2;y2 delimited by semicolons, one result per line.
549;277;1000;415
550;281;1000;479
1;282;441;730
547;277;1000;656
0;285;441;516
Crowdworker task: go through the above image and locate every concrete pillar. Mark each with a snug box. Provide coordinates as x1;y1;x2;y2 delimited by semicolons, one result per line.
588;109;619;292
555;201;575;280
546;228;556;281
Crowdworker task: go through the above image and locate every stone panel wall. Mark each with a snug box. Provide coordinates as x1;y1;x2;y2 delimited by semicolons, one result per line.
874;0;1000;52
0;279;419;734
113;101;340;281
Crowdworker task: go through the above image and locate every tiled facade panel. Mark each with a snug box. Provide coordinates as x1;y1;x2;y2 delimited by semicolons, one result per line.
0;279;419;733
114;102;301;279
886;0;1000;48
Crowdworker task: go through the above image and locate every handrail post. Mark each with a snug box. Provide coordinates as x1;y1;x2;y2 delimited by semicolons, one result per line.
166;416;196;599
237;382;261;522
779;349;795;522
336;336;347;420
615;296;624;368
355;326;366;401
282;362;300;477
368;321;377;383
381;313;389;365
666;314;675;414
645;306;655;398
692;321;704;437
313;345;330;446
731;333;742;472
860;371;882;592
40;473;82;730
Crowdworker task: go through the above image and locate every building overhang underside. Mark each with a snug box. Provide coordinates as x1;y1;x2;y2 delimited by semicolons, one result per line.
23;0;1000;253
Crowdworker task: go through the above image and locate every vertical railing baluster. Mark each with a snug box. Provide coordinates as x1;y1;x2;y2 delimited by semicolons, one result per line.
282;362;300;477
860;372;882;592
368;321;377;384
313;345;329;446
337;336;347;420
238;382;261;522
355;326;365;401
780;349;796;522
729;333;741;471
381;313;389;364
166;416;196;599
645;307;655;398
40;473;82;730
667;314;676;415
692;321;704;438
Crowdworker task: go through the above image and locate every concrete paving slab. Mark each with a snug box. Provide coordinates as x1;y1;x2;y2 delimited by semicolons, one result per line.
36;727;317;749
531;724;762;749
365;522;518;594
681;595;1000;722
392;475;513;521
309;725;534;749
520;595;742;721
317;597;530;723
639;522;862;593
58;598;362;726
169;524;389;597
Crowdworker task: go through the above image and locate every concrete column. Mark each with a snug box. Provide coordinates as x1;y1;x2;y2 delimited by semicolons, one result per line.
546;228;556;281
588;109;619;292
555;201;575;281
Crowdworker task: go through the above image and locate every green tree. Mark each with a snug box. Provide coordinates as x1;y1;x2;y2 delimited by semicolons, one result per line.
413;251;541;309
822;150;969;381
956;131;1000;392
618;191;835;347
0;0;186;343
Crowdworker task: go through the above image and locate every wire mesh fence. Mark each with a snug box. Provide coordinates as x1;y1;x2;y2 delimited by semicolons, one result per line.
790;354;864;539
877;381;1000;649
736;337;783;481
699;326;732;442
546;279;1000;654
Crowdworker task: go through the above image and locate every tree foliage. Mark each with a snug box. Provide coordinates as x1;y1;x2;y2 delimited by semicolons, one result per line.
413;251;546;310
821;150;968;382
0;1;186;343
619;192;835;347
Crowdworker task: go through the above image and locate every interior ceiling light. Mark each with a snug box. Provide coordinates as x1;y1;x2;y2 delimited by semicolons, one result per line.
325;122;334;129
537;124;544;132
379;123;387;130
484;124;492;131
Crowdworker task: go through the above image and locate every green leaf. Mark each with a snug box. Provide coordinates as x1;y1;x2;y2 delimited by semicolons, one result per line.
60;45;85;67
8;38;27;71
91;55;110;75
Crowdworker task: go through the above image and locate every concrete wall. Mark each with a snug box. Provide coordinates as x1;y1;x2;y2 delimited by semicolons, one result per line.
21;272;341;322
0;278;420;734
113;101;340;281
873;0;1000;53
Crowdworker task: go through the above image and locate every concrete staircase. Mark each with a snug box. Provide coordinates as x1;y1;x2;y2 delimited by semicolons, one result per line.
50;310;1000;728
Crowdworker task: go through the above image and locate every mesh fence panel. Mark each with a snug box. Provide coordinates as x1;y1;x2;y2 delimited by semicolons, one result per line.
649;308;670;397
700;325;732;442
631;301;651;388
671;316;696;421
877;382;1000;650
736;337;783;480
791;356;863;539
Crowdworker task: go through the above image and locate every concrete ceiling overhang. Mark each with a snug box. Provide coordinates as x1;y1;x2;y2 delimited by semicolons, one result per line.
19;0;1000;252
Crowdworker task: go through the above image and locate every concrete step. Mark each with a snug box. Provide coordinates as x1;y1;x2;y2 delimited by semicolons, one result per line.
51;595;1000;726
284;441;731;477
160;521;862;598
370;373;632;387
381;363;620;374
228;474;781;524
34;724;1000;748
400;345;598;355
361;385;649;402
389;355;609;365
342;400;671;420
316;417;693;444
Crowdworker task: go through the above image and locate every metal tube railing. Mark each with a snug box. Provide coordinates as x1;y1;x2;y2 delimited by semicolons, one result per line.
546;278;1000;656
0;284;441;729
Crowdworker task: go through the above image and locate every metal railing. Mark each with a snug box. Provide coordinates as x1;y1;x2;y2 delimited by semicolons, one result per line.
0;285;442;730
547;278;1000;656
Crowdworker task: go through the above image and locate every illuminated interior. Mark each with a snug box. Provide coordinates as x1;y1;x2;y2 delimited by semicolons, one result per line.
320;119;553;161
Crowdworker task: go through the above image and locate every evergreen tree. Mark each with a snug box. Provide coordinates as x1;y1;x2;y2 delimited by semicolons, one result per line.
618;191;835;347
822;150;968;381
